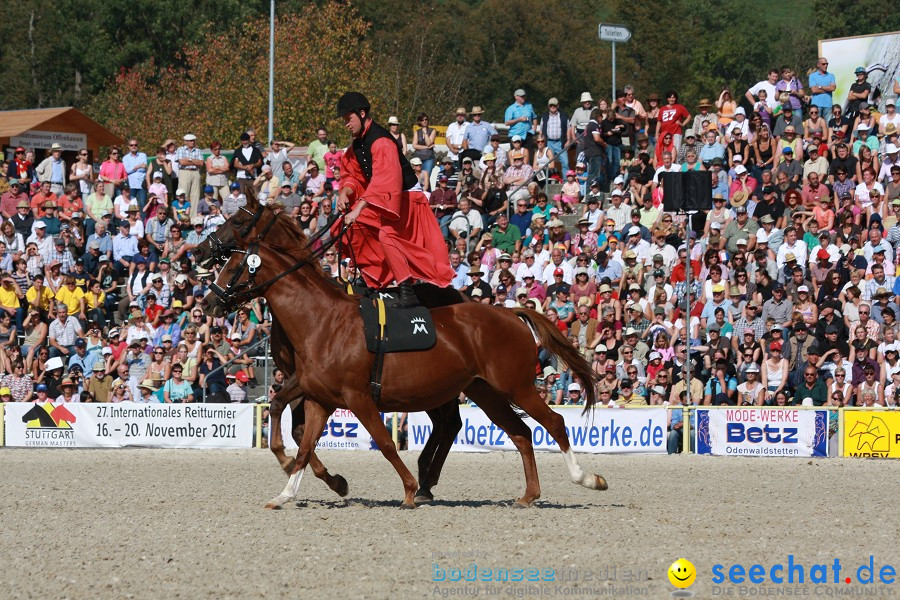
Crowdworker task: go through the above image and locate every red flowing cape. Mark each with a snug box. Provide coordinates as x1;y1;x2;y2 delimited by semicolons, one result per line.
332;136;453;288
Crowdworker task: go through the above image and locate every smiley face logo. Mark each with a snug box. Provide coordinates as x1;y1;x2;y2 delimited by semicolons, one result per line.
668;558;696;589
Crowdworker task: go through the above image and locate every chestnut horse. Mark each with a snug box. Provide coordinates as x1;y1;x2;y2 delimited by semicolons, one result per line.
203;198;608;508
193;223;462;508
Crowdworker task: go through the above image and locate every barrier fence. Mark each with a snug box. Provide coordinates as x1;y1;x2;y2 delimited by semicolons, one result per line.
2;403;898;458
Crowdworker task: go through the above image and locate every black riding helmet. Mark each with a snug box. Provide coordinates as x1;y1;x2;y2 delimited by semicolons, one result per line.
336;92;370;117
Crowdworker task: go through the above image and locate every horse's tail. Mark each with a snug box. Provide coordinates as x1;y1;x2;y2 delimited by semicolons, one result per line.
512;308;597;413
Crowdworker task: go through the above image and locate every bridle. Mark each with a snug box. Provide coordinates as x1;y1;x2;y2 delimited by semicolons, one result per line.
207;203;347;311
204;205;279;265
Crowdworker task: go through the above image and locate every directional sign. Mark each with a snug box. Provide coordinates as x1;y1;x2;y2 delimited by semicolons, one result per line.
598;23;632;43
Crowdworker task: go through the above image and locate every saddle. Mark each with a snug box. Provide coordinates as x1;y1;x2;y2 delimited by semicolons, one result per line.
351;282;466;403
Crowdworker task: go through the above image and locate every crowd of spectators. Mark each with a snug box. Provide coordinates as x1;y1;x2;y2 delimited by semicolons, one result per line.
5;61;900;453
417;63;900;454
0;132;296;404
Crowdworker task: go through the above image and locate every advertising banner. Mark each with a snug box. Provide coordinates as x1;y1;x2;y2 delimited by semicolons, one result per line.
695;408;828;457
843;410;900;458
408;406;668;454
4;402;253;449
278;408;377;451
820;32;900;112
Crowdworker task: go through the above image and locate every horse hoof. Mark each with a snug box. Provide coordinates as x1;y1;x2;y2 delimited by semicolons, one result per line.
400;501;417;510
414;490;434;504
264;502;283;510
595;475;609;491
332;475;349;497
513;499;532;509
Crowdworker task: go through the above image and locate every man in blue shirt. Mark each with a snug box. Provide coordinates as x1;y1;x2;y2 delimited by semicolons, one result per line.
462;107;496;164
808;57;836;115
35;144;67;196
504;89;538;146
122;139;149;206
704;357;738;405
449;250;469;290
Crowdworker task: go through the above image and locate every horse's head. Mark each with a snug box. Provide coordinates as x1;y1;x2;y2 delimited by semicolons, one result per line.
193;190;271;266
193;222;239;267
202;237;280;319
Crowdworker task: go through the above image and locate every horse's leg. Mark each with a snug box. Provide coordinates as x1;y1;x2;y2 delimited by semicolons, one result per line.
415;400;462;504
346;393;418;508
464;380;541;507
269;392;296;474
513;387;608;492
265;401;332;509
292;402;349;497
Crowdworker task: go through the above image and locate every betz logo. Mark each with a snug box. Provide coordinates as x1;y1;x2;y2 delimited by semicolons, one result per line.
322;420;359;438
727;423;798;444
411;317;428;335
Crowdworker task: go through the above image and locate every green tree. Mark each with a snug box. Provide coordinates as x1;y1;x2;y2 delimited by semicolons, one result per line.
86;3;377;148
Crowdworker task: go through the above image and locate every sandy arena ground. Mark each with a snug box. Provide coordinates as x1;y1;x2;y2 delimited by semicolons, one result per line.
1;449;898;599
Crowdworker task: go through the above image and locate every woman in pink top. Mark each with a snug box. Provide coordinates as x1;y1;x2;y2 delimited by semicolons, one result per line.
99;146;127;198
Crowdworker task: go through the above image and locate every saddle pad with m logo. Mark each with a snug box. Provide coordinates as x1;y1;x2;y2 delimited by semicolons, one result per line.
358;299;436;353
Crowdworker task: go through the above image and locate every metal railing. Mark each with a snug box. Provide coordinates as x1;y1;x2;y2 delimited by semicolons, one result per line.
201;333;271;402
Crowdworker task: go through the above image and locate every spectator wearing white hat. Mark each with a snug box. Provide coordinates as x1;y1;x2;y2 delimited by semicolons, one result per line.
568;92;594;152
879;143;900;183
176;133;204;213
35;143;67;196
445;107;469;165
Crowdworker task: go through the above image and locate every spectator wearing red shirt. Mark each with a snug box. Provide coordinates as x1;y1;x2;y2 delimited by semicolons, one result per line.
658;91;692;150
670;247;700;284
30;182;58;217
144;291;165;323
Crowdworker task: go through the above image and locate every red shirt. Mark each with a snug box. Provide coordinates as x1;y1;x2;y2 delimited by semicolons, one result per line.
145;304;164;323
670;260;701;284
801;183;829;206
30;192;58;217
658;104;690;136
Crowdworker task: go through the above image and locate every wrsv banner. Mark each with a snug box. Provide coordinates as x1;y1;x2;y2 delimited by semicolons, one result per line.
408;406;668;454
4;402;254;449
695;408;829;457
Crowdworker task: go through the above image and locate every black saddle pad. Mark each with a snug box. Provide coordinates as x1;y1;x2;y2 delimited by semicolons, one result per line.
358;299;436;353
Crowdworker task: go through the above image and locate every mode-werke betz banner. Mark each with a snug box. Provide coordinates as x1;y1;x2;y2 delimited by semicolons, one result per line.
4;402;254;448
695;408;829;457
278;408;376;451
408;406;668;454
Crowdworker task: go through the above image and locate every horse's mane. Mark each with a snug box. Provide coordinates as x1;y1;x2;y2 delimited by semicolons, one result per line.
236;186;326;277
260;208;326;278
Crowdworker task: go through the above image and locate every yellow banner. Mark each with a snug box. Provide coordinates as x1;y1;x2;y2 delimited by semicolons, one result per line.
413;125;448;146
843;410;900;458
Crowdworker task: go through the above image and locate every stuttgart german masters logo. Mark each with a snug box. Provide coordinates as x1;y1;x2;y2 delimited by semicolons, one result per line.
21;403;77;447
